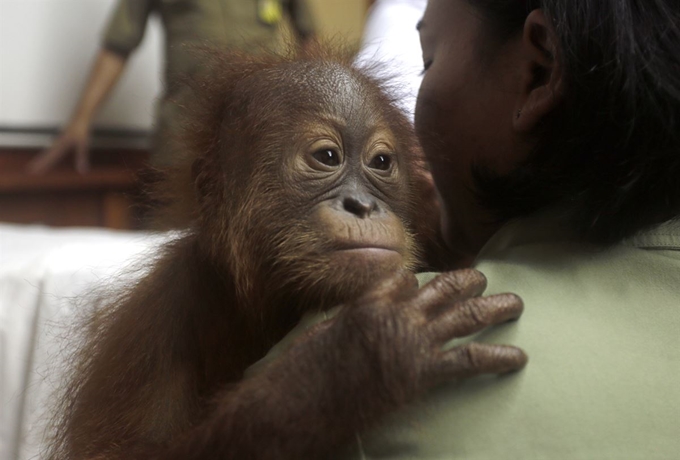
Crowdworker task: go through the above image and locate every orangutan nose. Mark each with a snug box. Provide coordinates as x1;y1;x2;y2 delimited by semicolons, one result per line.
343;195;377;218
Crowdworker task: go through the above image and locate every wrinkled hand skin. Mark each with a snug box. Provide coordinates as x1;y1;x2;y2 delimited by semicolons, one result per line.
337;269;527;391
162;269;527;460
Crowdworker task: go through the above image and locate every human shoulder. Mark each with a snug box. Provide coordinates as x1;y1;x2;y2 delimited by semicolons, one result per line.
475;214;680;299
353;217;680;459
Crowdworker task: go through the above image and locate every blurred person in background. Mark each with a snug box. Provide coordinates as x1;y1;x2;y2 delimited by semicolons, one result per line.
28;0;316;174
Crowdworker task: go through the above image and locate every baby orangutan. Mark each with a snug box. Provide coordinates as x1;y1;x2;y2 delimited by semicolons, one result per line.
49;45;526;460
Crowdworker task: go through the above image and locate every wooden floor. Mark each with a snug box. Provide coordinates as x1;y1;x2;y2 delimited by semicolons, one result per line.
0;148;150;230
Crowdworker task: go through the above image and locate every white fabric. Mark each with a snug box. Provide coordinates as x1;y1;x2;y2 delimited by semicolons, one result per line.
355;0;428;120
0;224;170;460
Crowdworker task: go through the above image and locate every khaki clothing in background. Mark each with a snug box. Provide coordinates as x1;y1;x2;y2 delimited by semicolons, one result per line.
255;212;680;459
102;0;316;163
103;0;315;80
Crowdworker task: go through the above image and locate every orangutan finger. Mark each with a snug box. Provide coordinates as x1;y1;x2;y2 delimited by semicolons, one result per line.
434;342;528;381
429;293;524;342
415;269;488;314
358;269;419;304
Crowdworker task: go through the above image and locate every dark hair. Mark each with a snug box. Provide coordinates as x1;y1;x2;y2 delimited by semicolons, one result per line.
469;0;680;245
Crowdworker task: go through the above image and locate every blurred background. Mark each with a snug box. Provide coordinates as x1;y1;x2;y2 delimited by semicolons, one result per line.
0;0;372;229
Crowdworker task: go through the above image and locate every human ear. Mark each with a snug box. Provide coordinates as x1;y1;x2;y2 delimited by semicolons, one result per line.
513;9;564;133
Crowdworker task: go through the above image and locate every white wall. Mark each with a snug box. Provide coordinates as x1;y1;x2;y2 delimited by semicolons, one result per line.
0;0;163;132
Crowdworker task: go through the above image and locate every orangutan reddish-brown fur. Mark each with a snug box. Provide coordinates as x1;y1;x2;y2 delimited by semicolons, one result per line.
48;45;527;460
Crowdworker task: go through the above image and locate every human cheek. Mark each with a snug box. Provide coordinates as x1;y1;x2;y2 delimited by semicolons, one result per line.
415;78;450;163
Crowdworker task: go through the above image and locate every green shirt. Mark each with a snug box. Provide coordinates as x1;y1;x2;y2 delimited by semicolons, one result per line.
102;0;315;163
257;213;680;459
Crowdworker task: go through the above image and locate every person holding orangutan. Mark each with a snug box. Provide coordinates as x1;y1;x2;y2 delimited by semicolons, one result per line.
265;0;680;457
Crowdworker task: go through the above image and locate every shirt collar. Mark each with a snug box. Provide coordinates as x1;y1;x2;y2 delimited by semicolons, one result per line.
476;209;680;261
624;219;680;250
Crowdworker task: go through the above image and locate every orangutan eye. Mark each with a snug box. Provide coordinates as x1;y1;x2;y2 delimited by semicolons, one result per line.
369;153;392;171
312;149;341;167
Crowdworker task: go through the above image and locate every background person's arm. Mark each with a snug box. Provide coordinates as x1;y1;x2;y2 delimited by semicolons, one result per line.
27;49;127;174
28;0;154;174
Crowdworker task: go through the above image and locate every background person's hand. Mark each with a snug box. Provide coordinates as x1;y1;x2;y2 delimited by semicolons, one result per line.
27;120;91;174
26;48;128;175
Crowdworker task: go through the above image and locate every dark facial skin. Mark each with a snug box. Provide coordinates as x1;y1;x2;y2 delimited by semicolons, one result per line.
295;122;413;274
252;64;420;309
50;48;527;460
416;0;563;257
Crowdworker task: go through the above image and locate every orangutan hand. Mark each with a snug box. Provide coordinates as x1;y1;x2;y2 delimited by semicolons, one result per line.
279;269;526;412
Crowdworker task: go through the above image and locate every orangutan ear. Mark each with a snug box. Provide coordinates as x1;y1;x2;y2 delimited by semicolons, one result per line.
513;9;565;133
191;157;209;204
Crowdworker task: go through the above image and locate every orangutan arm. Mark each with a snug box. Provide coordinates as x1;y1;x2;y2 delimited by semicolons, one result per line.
148;270;526;460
